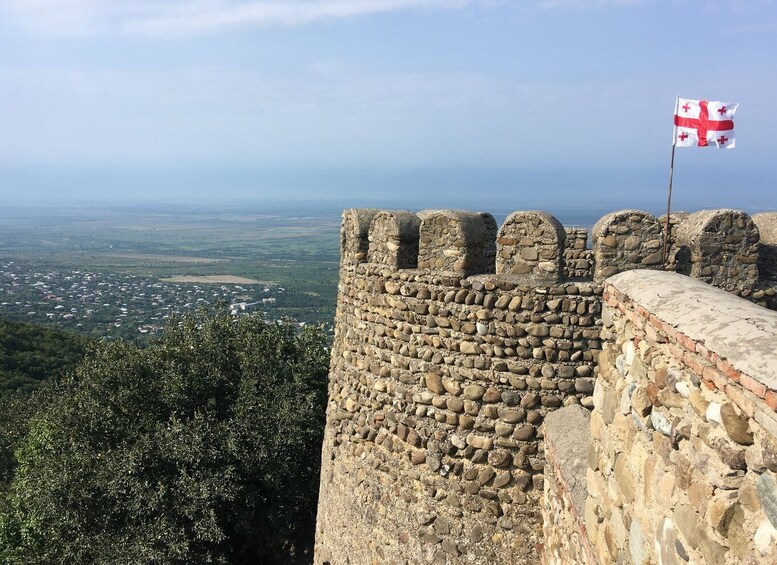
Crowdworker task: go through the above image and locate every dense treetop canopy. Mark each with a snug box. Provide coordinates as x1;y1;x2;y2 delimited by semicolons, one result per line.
0;310;329;564
0;317;91;398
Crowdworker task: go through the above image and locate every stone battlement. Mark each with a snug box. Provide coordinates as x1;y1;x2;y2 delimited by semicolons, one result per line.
340;207;772;295
314;207;777;565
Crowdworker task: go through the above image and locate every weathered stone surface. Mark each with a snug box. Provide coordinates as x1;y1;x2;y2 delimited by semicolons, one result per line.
674;504;702;549
707;494;739;534
418;209;497;275
499;408;525;424
602;388;618;424
688;481;713;514
318;209;777;565
488;450;511;468
689;389;709;418
614;454;636;502
592;210;663;283
763;434;777;472
425;373;445;395
463;384;486;400
629;518;646;565
467;433;494;450
631;386;652;417
708;435;747;470
607;271;777;393
656;517;681;565
367;210;421;267
727;503;748;558
651;411;672;436
757;471;777;529
496;211;565;284
477;466;496;485
676;209;759;293
696;532;726;565
754;520;777;555
512;425;535;441
720;402;754;445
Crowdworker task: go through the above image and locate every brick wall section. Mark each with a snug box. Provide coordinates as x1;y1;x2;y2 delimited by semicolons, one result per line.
586;270;777;564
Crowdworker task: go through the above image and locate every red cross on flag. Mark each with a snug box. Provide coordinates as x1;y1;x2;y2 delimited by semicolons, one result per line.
674;98;737;148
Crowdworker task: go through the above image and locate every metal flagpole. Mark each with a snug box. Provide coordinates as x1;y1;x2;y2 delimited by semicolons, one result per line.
663;96;679;266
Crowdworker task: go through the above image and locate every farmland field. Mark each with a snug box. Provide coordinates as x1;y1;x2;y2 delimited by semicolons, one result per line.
0;202;343;339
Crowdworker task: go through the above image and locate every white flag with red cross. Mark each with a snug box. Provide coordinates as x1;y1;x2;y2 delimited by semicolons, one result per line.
673;98;738;148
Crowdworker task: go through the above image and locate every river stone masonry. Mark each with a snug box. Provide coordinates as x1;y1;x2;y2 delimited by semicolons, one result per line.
753;212;777;282
368;210;422;268
542;271;777;564
675;209;760;294
316;206;777;565
658;212;692;275
496;211;565;285
417;210;497;275
563;227;593;279
592;210;664;283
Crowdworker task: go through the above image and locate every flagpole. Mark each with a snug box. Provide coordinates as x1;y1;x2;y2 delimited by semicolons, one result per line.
663;96;679;266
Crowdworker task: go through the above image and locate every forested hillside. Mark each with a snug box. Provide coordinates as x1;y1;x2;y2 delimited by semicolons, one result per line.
0;317;91;398
0;310;329;564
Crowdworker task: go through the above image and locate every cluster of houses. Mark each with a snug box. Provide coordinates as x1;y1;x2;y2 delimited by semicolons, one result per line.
0;261;284;340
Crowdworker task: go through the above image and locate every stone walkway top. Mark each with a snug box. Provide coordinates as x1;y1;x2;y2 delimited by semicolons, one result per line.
608;270;777;392
543;404;591;518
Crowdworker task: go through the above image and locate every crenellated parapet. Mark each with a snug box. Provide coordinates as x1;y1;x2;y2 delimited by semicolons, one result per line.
317;205;777;565
676;209;760;294
340;207;773;298
340;208;380;266
496;211;565;285
417;209;497;275
753;212;777;282
563;227;592;279
367;210;421;268
592;209;663;283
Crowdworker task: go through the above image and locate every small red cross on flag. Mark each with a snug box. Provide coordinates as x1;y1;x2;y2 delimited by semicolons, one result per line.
673;98;738;148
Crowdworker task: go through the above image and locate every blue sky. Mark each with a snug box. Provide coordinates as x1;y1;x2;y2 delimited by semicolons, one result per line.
1;0;776;212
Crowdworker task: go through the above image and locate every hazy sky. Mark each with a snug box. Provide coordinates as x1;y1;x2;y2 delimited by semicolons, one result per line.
1;0;776;211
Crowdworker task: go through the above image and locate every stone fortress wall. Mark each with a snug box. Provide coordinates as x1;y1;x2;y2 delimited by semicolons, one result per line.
314;207;777;565
543;271;777;565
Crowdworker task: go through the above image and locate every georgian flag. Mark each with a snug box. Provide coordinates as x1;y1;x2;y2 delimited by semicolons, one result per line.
674;98;738;148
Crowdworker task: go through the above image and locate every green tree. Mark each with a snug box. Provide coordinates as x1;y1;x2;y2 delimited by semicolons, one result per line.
0;317;91;399
0;310;329;564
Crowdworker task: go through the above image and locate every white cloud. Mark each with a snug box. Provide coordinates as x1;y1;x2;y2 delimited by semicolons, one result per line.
1;0;474;37
1;0;656;37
